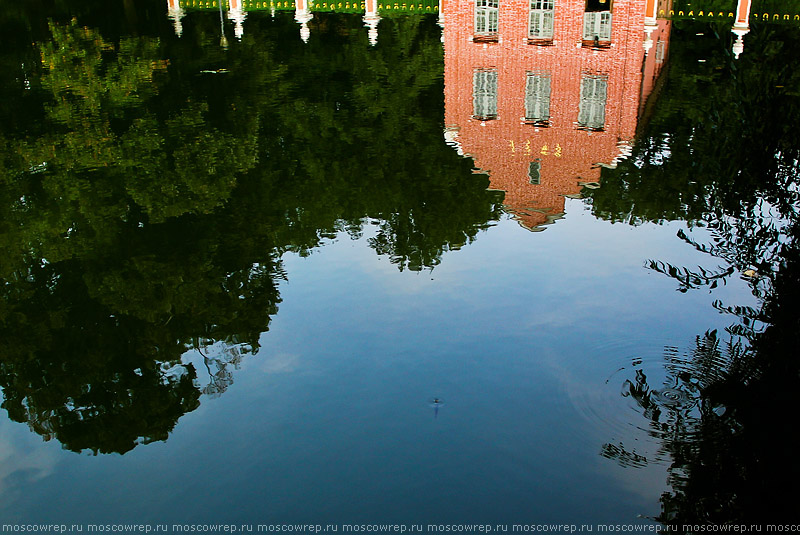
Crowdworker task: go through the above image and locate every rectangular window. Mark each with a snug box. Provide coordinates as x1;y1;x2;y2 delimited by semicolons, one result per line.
525;73;551;125
655;39;666;63
475;0;499;36
473;69;498;120
528;160;542;185
529;0;554;39
578;74;607;131
583;11;611;41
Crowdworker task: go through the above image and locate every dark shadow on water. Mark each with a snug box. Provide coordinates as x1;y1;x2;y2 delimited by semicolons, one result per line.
588;20;800;525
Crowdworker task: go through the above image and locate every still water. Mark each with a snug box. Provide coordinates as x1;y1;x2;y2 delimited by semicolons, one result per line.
1;0;799;526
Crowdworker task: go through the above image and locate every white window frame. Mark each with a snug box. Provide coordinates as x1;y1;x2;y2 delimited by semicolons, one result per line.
578;74;607;131
473;69;498;120
529;0;554;39
583;11;611;41
524;72;551;124
475;0;499;35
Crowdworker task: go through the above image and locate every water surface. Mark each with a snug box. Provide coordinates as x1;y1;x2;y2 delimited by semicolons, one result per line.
1;0;799;525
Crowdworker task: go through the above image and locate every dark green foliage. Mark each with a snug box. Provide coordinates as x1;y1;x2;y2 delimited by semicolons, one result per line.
0;8;500;454
587;21;800;525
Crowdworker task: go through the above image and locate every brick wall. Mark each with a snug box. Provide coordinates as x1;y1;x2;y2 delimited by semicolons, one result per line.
443;0;668;230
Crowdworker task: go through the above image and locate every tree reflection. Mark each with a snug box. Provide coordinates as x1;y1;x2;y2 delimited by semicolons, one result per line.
0;10;501;453
589;21;800;524
655;239;800;524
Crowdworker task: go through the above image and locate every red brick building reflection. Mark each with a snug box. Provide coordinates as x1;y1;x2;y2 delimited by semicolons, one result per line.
443;0;671;230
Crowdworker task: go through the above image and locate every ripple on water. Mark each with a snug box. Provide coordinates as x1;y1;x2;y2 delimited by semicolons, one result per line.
427;397;446;409
650;387;694;409
563;334;735;467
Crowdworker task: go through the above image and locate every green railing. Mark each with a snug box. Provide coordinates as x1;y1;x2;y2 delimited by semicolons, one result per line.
178;0;439;13
662;0;800;23
177;0;796;22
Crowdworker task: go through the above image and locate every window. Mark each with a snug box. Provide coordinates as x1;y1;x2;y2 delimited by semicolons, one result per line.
473;69;498;120
529;160;542;185
583;11;611;41
578;74;607;131
475;0;499;36
655;39;666;63
529;0;554;40
525;73;551;125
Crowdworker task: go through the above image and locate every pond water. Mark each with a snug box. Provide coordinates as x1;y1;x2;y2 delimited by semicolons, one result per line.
1;0;799;526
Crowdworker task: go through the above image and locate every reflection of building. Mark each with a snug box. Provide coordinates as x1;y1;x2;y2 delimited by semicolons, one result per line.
167;0;186;36
363;0;381;45
228;0;248;40
294;0;314;42
443;0;670;230
731;0;752;58
165;0;247;40
167;0;441;43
